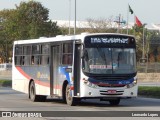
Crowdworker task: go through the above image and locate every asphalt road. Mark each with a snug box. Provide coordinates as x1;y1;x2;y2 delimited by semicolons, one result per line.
0;87;160;120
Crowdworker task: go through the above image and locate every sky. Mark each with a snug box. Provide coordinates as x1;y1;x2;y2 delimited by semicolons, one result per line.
0;0;160;27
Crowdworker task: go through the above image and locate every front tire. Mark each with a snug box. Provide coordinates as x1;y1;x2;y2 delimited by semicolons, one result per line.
29;81;38;102
29;81;46;102
66;84;76;106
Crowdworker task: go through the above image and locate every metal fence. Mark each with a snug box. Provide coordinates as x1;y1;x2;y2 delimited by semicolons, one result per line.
137;62;160;82
0;70;12;80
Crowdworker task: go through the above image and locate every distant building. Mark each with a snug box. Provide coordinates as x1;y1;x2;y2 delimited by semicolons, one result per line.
52;20;90;28
52;20;127;29
151;24;160;31
52;20;160;32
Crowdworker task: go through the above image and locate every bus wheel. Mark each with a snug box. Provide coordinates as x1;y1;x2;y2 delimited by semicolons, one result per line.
66;84;76;106
29;81;39;102
109;98;120;106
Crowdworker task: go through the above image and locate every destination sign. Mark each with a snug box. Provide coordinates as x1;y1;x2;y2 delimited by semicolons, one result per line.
91;37;128;44
84;35;136;48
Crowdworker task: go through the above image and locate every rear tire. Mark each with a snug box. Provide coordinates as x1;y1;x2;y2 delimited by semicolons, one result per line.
29;81;46;102
109;98;120;106
66;84;76;106
62;82;67;103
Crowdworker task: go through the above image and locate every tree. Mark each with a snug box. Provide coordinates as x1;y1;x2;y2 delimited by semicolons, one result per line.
133;25;152;62
13;1;61;39
0;9;15;63
148;31;160;62
0;1;62;63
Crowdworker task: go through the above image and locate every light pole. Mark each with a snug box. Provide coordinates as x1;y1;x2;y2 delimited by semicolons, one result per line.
74;0;76;35
68;0;71;35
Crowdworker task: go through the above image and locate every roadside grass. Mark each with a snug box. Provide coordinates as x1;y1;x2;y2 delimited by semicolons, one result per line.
138;86;160;99
0;80;12;87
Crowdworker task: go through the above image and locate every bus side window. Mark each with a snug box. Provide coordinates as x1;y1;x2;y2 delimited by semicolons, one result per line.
41;44;50;65
62;43;73;65
15;56;18;65
31;56;34;65
62;54;72;65
15;56;23;65
41;55;49;65
21;56;25;65
24;56;30;65
31;56;41;65
32;45;42;65
15;45;23;66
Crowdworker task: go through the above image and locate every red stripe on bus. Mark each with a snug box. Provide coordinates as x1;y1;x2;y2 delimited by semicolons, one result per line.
16;66;50;87
16;66;31;80
34;79;50;87
16;66;61;89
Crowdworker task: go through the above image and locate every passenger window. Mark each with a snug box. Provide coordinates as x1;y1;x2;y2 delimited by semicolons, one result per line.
62;43;73;65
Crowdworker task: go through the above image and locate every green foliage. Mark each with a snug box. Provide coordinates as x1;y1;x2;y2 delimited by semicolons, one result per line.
138;86;160;98
0;80;12;87
8;1;62;39
0;1;62;63
132;25;153;62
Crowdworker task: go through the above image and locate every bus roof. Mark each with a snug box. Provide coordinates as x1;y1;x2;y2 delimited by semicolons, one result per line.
13;33;135;45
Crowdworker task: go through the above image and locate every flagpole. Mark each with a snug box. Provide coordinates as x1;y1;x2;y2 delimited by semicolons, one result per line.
134;14;136;36
128;4;134;35
142;26;145;58
142;23;147;59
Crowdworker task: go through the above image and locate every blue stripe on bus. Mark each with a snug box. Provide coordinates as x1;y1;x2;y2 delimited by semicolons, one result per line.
59;66;70;83
88;77;134;85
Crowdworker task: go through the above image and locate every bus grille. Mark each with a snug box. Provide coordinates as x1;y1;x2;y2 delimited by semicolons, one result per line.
100;90;124;95
98;84;126;87
92;75;134;81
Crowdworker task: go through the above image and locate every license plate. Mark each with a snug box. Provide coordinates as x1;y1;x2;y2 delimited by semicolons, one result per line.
107;90;117;94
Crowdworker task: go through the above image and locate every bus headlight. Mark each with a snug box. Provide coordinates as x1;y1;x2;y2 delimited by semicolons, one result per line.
83;78;98;88
127;78;137;88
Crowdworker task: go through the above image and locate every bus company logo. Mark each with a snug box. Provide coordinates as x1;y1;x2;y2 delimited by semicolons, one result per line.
2;112;11;117
37;72;49;79
37;72;41;78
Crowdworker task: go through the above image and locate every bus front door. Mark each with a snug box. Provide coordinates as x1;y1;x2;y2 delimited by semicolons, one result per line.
73;44;81;96
50;45;60;96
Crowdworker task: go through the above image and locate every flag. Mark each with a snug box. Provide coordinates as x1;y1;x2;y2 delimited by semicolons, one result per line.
129;5;133;14
135;16;142;27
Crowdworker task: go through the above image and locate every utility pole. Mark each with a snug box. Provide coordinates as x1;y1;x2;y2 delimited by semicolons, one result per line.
114;14;126;33
68;0;71;35
74;0;76;35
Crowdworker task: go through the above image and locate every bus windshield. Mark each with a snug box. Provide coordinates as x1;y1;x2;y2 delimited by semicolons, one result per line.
82;48;136;74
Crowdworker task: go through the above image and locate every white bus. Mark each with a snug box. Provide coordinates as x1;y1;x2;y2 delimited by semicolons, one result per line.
12;33;137;106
